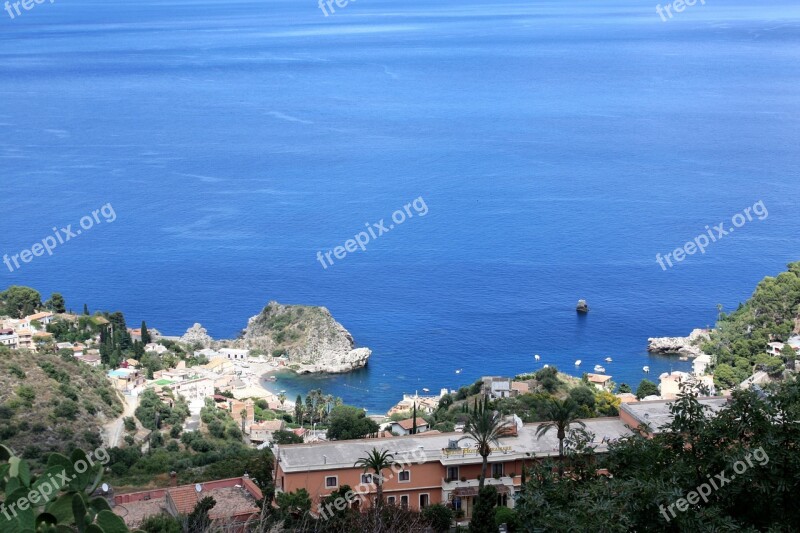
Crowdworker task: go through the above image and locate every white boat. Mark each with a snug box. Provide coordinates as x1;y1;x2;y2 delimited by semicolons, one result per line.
455;369;462;374
604;357;612;363
575;360;582;366
534;354;541;361
422;388;430;393
643;366;650;373
543;364;549;368
594;365;606;373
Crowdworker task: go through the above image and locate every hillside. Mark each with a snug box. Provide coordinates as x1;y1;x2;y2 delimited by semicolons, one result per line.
237;301;371;373
703;261;800;388
0;349;123;464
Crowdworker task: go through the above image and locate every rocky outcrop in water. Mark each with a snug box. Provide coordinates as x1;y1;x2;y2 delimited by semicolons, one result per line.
648;328;711;358
237;301;371;374
181;323;213;347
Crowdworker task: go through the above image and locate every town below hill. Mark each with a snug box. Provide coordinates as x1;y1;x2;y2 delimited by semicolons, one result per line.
2;263;800;531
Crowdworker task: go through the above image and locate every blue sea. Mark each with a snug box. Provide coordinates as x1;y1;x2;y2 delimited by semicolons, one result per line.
2;0;800;412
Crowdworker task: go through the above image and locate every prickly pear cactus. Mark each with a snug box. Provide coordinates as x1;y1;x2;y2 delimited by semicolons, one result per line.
0;444;140;533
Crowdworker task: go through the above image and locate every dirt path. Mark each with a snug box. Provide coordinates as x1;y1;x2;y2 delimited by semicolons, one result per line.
103;389;139;448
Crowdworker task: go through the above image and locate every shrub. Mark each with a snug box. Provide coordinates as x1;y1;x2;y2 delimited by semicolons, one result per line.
53;399;79;420
17;385;36;405
495;506;520;531
423;503;453;532
8;364;26;379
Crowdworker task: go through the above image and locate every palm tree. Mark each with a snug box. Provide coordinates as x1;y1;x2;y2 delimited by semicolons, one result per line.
535;398;586;477
354;448;395;507
460;395;512;491
278;393;287;407
240;408;248;434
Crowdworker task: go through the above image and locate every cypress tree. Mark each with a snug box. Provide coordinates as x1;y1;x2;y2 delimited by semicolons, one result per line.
141;321;151;345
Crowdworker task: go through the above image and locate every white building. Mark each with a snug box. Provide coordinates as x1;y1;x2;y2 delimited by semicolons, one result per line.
166;378;214;402
220;348;250;361
693;354;712;376
0;329;19;349
145;343;169;355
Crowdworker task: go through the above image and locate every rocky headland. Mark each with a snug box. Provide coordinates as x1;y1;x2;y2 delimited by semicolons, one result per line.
179;301;371;374
648;328;711;358
238;301;370;373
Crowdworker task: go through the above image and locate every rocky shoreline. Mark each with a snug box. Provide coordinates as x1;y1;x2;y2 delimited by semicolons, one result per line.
179;301;371;374
648;328;711;358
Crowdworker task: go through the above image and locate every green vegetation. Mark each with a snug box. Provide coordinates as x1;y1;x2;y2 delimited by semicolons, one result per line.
0;444;137;532
428;372;621;438
635;378;659;399
44;292;66;314
469;486;497;533
134;389;189;431
535;398;586;477
515;380;800;530
422;504;453;533
354;448;394;506
327;406;379;440
703;261;800;388
0;350;122;464
462;396;511;491
0;286;43;318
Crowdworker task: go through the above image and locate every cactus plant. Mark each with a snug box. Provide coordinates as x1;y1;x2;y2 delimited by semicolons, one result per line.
0;443;141;532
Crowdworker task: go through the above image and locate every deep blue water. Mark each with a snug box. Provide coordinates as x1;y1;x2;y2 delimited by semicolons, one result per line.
2;0;800;412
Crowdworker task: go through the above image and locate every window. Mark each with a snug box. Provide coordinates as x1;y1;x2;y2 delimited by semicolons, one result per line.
399;470;410;483
420;494;429;509
325;476;338;488
492;462;504;478
387;496;396;505
453;497;462;511
497;493;508;507
446;466;459;481
400;495;409;509
361;473;373;484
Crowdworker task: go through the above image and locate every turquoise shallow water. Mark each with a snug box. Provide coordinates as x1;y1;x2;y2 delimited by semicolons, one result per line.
1;0;800;411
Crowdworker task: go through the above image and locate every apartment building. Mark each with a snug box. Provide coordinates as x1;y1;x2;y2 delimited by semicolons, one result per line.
275;417;630;520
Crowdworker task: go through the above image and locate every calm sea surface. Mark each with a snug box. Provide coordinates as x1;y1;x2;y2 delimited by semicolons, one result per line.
2;0;800;412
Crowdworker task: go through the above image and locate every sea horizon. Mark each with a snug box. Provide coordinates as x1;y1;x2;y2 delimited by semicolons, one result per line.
3;0;800;412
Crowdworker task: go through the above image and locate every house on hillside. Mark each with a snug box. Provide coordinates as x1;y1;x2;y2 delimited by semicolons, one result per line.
482;376;514;399
586;373;613;391
23;312;54;330
250;420;286;443
220;348;249;360
0;328;19;350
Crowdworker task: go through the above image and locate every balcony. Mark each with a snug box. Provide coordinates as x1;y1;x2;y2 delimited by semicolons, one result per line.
441;476;518;498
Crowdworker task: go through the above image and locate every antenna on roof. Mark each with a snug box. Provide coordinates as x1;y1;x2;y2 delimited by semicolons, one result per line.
195;484;203;494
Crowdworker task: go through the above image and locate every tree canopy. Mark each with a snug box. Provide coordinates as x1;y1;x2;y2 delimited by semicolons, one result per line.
0;286;42;318
326;405;379;440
